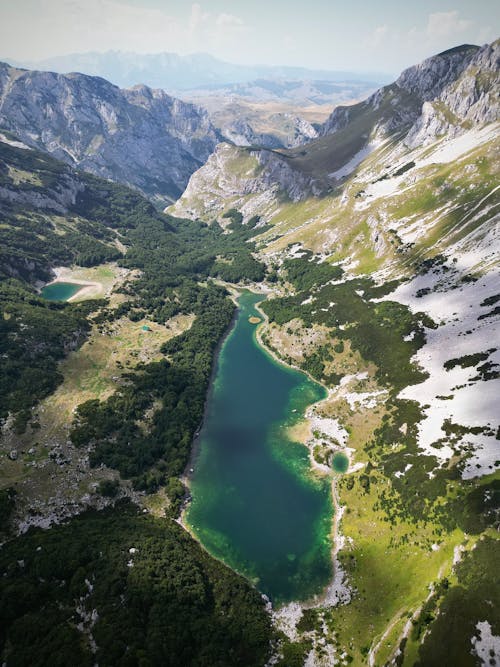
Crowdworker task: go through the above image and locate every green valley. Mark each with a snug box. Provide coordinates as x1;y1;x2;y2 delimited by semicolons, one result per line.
1;31;499;667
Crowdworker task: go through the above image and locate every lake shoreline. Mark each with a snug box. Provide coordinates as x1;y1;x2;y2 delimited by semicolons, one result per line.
43;266;103;301
179;282;348;611
253;294;352;610
179;287;241;490
180;281;272;489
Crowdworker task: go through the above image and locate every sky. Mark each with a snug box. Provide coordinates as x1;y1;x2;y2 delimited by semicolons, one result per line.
0;0;498;74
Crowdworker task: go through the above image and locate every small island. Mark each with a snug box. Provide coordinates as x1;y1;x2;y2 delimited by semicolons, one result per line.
248;316;261;324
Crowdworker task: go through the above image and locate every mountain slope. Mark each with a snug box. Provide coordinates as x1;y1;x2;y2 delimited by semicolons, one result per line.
0;63;220;203
169;41;500;667
170;40;500;275
1;40;499;667
0;131;273;664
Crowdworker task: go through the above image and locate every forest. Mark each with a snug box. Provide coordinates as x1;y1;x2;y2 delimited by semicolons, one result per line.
0;139;273;664
0;502;272;666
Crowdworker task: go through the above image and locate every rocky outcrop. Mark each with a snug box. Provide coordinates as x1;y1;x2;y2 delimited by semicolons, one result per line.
405;40;500;147
254;149;324;199
222;119;283;149
221;115;318;150
0;172;84;214
0;63;221;203
284;115;319;147
395;44;479;101
321;40;499;148
169;141;323;222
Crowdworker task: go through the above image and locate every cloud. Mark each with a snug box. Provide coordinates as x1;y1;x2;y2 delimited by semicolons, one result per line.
369;25;389;47
189;3;210;31
426;11;471;39
215;13;245;29
476;25;495;45
0;1;249;61
211;10;250;52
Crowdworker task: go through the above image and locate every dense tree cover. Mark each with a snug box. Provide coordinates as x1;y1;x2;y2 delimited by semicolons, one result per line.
282;251;343;292
0;280;98;430
262;270;433;392
0;139;273;666
0;144;123;281
1;139;266;451
0;503;272;666
0;136;69;190
415;537;499;666
71;284;234;491
0;487;16;534
0;207;121;281
222;208;244;225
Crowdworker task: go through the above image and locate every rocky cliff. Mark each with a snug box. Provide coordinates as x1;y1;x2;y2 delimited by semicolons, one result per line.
0;63;221;203
170;39;499;286
321;40;499;146
404;40;500;146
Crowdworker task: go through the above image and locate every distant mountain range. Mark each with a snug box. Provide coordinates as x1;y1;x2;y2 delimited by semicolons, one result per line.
4;51;390;92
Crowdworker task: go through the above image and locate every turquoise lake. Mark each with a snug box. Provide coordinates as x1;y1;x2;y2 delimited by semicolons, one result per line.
187;291;333;604
41;282;83;301
331;452;349;474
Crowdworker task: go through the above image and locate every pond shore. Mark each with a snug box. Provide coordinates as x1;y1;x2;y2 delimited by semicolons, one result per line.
44;266;104;301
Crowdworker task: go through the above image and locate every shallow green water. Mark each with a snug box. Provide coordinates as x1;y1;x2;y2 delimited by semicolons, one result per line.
331;452;349;474
187;291;333;604
41;282;83;301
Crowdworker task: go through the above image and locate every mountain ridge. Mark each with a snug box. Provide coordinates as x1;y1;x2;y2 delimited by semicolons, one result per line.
0;62;221;203
171;39;499;222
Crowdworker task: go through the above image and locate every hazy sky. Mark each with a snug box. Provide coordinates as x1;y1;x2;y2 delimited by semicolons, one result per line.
0;0;498;74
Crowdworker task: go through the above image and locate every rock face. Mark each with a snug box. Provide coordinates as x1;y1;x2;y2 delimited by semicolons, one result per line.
0;63;221;203
170;39;500;238
321;40;499;146
221;119;283;149
404;41;500;147
395;44;479;101
169;141;322;222
220;115;318;150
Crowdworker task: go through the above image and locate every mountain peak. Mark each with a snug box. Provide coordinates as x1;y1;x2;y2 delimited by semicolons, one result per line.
0;62;220;202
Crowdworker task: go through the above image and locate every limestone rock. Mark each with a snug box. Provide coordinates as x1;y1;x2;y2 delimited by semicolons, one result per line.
0;63;221;204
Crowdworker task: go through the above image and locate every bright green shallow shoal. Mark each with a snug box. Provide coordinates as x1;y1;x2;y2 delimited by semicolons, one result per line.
187;291;333;604
41;282;83;301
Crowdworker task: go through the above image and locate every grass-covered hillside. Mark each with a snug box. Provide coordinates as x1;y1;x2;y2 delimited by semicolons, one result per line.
171;121;499;279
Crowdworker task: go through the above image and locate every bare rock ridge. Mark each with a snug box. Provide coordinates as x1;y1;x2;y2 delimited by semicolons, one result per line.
221;115;318;150
321;40;499;144
405;40;500;146
172;40;500;227
172;39;499;217
0;62;221;203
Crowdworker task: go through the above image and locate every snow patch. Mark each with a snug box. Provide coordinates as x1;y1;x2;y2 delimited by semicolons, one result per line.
418;124;499;169
309;415;349;446
0;132;30;149
344;390;388;410
329;138;385;181
471;620;500;665
383;269;500;476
